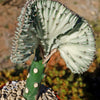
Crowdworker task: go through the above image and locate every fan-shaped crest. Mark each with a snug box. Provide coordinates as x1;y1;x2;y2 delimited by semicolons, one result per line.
11;0;96;73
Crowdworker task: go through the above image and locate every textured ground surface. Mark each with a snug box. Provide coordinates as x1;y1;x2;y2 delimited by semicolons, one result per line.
0;81;58;100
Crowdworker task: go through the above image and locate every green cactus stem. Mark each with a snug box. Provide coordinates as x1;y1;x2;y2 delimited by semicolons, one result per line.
23;60;45;100
23;46;45;100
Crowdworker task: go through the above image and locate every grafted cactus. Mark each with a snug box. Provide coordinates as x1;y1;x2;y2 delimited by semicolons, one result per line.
10;0;96;100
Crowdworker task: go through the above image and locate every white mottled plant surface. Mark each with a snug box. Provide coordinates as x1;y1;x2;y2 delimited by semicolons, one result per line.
11;0;96;73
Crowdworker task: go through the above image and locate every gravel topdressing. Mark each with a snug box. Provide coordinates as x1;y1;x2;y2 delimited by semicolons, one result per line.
0;81;58;100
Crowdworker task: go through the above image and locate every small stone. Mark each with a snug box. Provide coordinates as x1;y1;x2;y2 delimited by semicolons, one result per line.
27;74;30;78
3;86;7;89
6;82;9;85
17;90;21;95
12;81;17;85
11;93;17;97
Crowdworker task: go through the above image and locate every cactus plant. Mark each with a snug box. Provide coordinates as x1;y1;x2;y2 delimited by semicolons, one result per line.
11;0;96;73
23;60;45;100
1;0;96;100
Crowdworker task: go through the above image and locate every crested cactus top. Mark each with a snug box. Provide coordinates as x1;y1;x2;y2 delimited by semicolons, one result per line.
11;0;96;74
